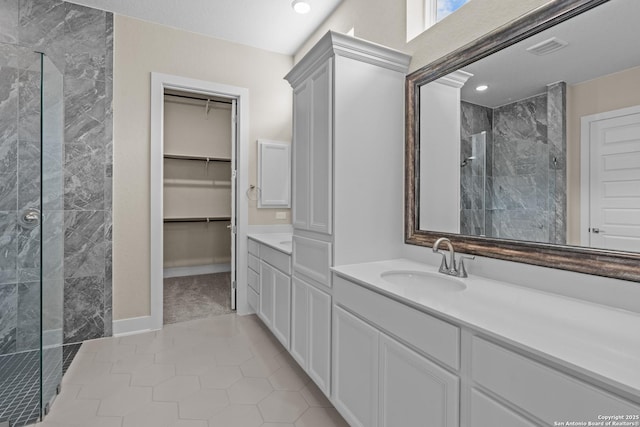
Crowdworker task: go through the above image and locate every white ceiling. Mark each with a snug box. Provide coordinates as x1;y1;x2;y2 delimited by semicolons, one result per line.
67;0;343;55
459;0;640;108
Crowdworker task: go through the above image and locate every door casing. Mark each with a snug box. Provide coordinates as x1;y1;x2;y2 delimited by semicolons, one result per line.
150;72;250;331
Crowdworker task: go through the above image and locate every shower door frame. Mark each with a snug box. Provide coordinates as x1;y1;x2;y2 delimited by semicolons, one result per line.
0;47;64;427
39;52;65;420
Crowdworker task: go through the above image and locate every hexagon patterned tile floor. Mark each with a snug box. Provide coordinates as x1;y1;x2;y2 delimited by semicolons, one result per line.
34;314;348;427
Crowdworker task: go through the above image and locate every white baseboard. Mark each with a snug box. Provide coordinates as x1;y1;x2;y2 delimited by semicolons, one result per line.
113;315;155;337
163;263;231;279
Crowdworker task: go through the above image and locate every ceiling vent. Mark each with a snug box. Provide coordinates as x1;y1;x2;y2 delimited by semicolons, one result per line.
526;37;569;56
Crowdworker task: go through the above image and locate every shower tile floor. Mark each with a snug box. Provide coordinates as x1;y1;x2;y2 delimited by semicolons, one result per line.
0;350;41;426
34;313;348;427
0;343;80;427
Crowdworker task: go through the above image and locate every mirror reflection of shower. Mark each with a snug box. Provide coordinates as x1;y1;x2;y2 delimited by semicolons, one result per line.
460;156;476;167
458;82;566;244
460;131;487;236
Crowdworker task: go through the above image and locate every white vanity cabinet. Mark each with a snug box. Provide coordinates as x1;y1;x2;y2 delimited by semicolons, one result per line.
332;271;640;427
248;237;292;349
333;276;460;427
285;30;411;403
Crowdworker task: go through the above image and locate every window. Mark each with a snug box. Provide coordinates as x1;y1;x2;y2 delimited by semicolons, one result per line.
407;0;471;41
435;0;470;22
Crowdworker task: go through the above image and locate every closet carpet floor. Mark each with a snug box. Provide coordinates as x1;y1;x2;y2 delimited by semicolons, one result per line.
164;273;233;324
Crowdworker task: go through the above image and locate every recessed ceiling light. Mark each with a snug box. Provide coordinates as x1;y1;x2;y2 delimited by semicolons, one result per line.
476;85;489;92
292;0;311;14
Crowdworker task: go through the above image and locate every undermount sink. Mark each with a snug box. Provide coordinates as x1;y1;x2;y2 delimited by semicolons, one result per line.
380;270;467;292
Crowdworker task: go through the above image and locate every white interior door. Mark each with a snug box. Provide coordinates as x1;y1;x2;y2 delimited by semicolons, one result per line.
230;98;237;309
588;110;640;251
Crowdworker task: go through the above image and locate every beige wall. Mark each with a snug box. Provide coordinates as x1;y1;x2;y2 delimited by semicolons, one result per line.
113;16;293;320
164;99;233;158
164;222;231;268
295;0;551;72
566;66;640;244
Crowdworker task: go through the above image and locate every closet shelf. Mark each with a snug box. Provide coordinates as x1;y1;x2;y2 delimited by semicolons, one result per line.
164;153;231;162
163;216;231;223
165;93;232;105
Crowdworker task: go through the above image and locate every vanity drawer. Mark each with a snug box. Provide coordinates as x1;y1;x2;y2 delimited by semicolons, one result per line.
293;235;332;289
248;254;260;273
248;238;260;256
334;275;460;370
471;336;640;424
260;245;291;275
248;268;260;293
248;287;258;312
469;388;537;427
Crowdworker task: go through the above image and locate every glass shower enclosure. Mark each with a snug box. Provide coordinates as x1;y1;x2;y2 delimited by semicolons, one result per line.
0;44;64;426
460;131;488;236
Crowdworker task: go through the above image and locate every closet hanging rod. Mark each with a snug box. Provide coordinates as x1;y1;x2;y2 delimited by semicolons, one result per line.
165;93;232;104
164;153;232;162
163;217;232;223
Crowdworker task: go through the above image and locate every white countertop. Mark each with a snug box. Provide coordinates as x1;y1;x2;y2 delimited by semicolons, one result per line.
247;233;292;254
332;258;640;398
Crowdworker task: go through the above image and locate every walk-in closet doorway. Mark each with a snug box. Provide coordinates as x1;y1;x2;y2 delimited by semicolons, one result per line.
162;89;237;324
148;73;251;332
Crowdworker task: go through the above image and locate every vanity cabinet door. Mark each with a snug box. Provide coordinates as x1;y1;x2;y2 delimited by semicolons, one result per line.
292;80;311;230
272;268;291;349
291;278;308;366
308;59;332;235
258;261;274;329
291;278;332;396
291;59;333;235
333;306;379;427
379;334;459;427
259;260;291;349
307;284;331;394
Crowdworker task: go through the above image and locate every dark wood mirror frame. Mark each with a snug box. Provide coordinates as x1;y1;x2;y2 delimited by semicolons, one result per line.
405;0;640;283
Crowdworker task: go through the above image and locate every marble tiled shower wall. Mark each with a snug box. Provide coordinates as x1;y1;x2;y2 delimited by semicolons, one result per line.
0;0;113;353
491;93;552;242
460;83;566;244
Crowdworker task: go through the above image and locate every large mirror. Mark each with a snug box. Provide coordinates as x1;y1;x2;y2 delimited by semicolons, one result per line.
406;0;640;282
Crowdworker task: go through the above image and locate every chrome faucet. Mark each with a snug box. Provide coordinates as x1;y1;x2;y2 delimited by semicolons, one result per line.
432;237;474;278
433;237;456;274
